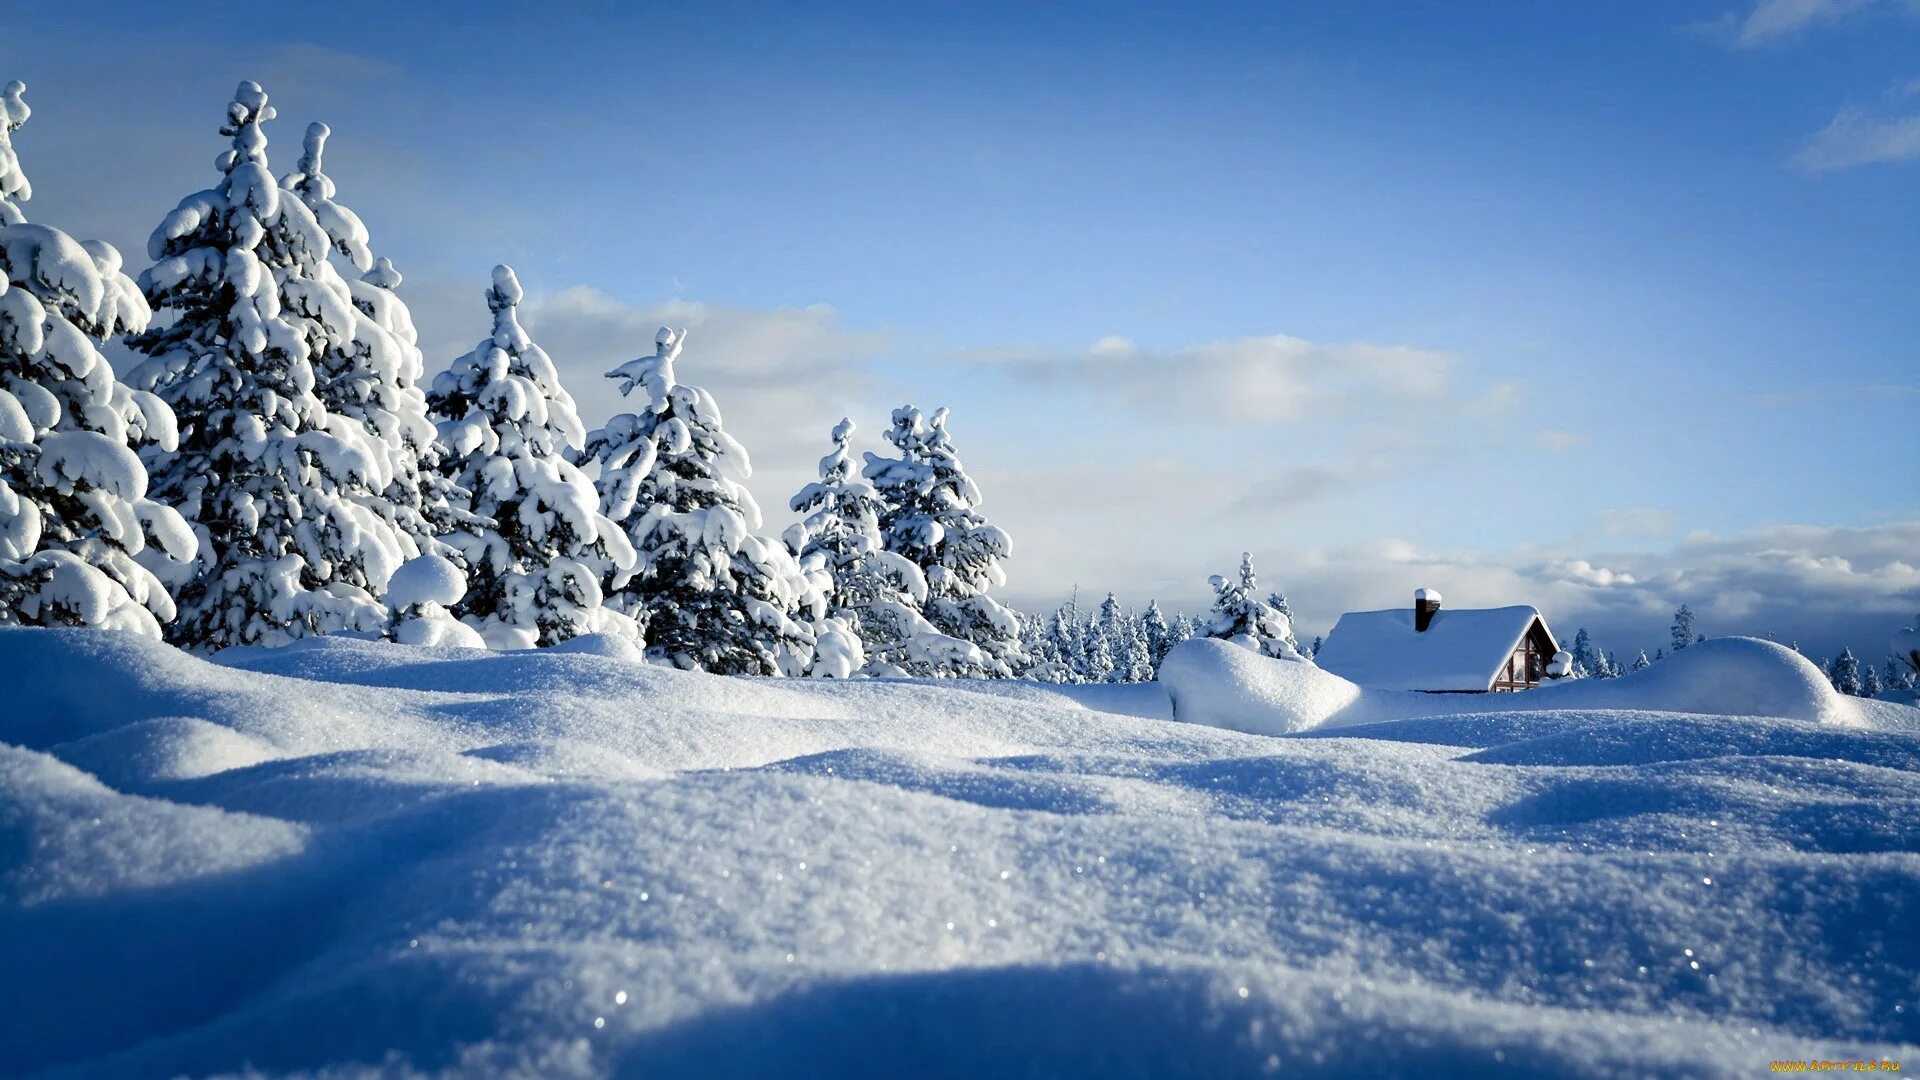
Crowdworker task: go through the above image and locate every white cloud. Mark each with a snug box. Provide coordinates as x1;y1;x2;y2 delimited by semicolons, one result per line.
1793;106;1920;172
1726;0;1877;46
963;332;1493;427
1280;521;1920;656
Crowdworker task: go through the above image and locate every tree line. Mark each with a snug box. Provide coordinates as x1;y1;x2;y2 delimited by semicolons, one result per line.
0;79;1319;680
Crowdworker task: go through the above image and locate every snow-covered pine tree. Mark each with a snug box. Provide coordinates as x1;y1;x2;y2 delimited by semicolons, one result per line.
1861;663;1883;698
1670;604;1697;653
1081;610;1115;682
428;265;638;649
1308;635;1323;659
1168;612;1198;649
1141;599;1173;670
862;405;1024;676
1569;628;1599;679
0;81;197;636
127;81;406;650
1015;593;1080;683
1629;649;1652;672
1826;647;1864;697
1093;593;1154;682
1886;654;1917;692
1095;593;1126;681
785;417;959;677
281;122;474;562
1204;551;1308;661
1117;607;1154;683
579;326;817;674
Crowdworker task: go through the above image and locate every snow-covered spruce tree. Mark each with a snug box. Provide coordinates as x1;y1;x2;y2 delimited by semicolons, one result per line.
281;122;475;562
1168;611;1199;650
126;81;406;650
1670;604;1697;653
1021;603;1078;683
785;417;964;677
0;81;197;635
1141;599;1172;670
862;405;1023;676
1826;647;1864;697
1887;653;1917;693
428;265;637;649
1116;608;1155;683
1861;663;1883;698
1204;551;1308;661
1629;649;1652;673
578;326;817;674
1569;628;1602;679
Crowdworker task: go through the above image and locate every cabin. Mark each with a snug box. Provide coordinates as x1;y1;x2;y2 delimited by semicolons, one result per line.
1313;588;1561;693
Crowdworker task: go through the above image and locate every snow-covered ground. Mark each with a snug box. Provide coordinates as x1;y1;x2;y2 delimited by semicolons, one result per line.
3;630;1917;1078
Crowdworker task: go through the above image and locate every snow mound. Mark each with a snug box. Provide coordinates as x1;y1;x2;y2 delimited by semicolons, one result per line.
386;554;466;609
1162;635;1882;736
0;743;306;906
1524;637;1859;724
48;715;285;787
1162;637;1363;734
3;626;1918;1077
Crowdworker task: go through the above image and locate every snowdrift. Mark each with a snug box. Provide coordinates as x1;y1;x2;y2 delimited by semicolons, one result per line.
1161;635;1902;735
3;627;1918;1078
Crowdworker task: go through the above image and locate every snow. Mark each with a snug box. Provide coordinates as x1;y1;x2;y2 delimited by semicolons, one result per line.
2;626;1916;1077
1167;635;1899;735
1314;603;1549;692
386;552;467;610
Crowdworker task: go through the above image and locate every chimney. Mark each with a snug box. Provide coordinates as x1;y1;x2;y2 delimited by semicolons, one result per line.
1414;587;1442;632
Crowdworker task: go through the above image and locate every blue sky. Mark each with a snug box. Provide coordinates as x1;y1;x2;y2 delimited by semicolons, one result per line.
4;1;1916;656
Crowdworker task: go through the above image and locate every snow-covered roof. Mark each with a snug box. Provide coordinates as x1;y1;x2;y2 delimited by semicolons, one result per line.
1314;604;1552;692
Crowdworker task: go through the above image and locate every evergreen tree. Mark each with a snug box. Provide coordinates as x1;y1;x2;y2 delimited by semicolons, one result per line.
1095;592;1125;681
1886;654;1917;692
1860;663;1883;698
862;405;1023;676
0;81;197;635
1167;612;1199;657
1308;634;1323;659
280;122;474;561
127;82;406;650
1203;552;1307;660
1629;649;1652;672
1825;647;1864;697
1031;604;1081;683
580;326;817;674
428;265;637;649
1116;607;1155;683
1653;647;1665;662
1569;628;1600;679
785;417;958;676
1141;599;1173;669
1080;609;1115;682
1670;604;1697;653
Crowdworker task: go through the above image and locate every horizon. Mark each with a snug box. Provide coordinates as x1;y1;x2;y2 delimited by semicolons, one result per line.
4;0;1914;658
